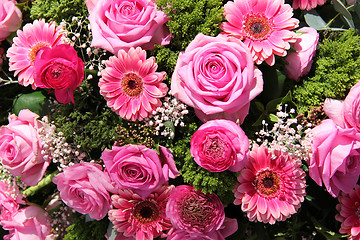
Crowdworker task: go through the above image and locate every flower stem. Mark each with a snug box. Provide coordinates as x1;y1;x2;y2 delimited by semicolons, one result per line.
22;170;59;197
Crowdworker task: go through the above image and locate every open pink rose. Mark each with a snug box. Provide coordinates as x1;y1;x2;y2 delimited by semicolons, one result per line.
52;162;117;220
88;0;171;54
102;144;180;199
190;119;249;172
309;119;360;197
171;33;263;124
1;205;55;240
0;109;49;186
285;27;319;82
0;0;22;41
34;44;84;104
324;80;360;132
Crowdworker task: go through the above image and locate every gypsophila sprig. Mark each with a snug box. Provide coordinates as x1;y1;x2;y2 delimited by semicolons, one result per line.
255;105;313;163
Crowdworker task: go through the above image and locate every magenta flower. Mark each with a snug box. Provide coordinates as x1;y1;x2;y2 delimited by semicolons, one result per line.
292;0;326;10
99;47;168;121
336;185;360;240
190;119;249;172
166;185;225;233
233;144;306;224
102;144;179;199
108;185;174;240
220;0;299;65
34;44;84;104
6;19;64;88
52;162;117;220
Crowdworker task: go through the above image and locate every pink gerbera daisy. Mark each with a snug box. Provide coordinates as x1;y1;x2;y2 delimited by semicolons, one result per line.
99;47;168;121
6;19;65;88
108;185;174;240
292;0;327;11
336;185;360;240
233;144;306;224
220;0;299;65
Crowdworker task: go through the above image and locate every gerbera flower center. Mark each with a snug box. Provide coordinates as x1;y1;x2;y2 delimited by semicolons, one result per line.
243;13;274;40
133;201;159;223
179;193;213;228
255;170;281;198
29;42;51;63
122;72;143;97
203;136;226;159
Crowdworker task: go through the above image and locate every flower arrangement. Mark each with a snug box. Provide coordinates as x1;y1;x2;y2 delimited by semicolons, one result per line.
1;0;360;239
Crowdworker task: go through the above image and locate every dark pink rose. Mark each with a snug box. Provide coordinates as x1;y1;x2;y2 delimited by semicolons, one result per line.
52;162;117;220
285;27;319;82
190;119;249;172
171;33;263;124
34;44;84;104
1;205;55;240
0;0;22;41
88;0;171;54
309;119;360;197
324;80;360;132
0;109;50;186
0;181;24;224
102;144;179;199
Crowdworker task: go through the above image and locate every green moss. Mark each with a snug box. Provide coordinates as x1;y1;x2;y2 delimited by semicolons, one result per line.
30;0;88;24
293;29;360;115
63;215;109;240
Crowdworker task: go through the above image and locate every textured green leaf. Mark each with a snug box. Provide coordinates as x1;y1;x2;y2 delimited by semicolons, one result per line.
12;91;49;116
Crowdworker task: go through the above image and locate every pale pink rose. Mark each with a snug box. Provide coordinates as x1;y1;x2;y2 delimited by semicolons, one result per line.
0;0;22;41
0;181;24;224
1;205;55;240
34;44;84;104
171;33;263;124
52;162;117;220
0;109;50;186
102;144;179;199
309;119;360;197
324;81;360;132
85;0;97;12
285;27;319;82
190;119;249;172
88;0;171;54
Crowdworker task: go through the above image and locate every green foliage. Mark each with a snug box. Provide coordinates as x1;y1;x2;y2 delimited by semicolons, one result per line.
63;215;109;240
30;0;88;24
293;29;360;115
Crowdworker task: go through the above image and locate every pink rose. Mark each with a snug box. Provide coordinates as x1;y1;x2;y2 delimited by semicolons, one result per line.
324;80;360;132
190;119;249;172
34;44;84;104
1;205;55;240
0;181;24;224
102;144;180;199
171;33;263;124
0;109;50;186
52;162;117;220
309;119;360;197
285;27;319;82
88;0;171;54
0;0;22;41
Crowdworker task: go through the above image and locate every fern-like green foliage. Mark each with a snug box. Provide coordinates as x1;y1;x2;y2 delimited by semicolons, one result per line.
293;29;360;115
171;122;237;205
63;215;109;240
30;0;88;23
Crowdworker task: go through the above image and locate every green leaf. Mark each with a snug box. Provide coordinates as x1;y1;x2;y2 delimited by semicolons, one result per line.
333;0;352;20
252;113;266;126
266;98;282;112
269;113;279;122
304;10;328;30
12;91;49;116
254;100;265;112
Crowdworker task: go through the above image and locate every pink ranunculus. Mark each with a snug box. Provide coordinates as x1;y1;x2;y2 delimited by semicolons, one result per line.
285;27;319;82
190;119;249;172
171;33;263;124
52;162;117;220
102;144;179;199
0;0;22;41
33;44;84;104
309;119;360;197
88;0;171;54
1;205;55;240
324;80;360;132
0;109;50;186
0;181;24;224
